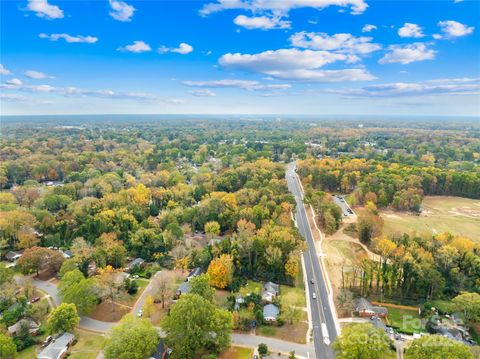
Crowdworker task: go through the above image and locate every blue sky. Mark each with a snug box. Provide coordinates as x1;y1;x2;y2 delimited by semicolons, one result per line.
1;0;479;116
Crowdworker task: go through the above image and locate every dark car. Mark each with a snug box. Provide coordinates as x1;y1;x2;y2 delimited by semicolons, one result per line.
310;278;314;284
30;297;41;303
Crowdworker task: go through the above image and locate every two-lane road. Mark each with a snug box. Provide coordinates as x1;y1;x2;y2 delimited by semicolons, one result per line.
286;163;337;359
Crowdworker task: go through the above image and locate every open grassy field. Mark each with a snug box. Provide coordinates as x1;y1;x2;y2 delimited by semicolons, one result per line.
69;330;106;359
381;196;480;242
386;307;426;334
219;346;253;359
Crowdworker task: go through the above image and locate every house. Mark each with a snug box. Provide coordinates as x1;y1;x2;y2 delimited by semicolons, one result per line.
263;304;280;322
150;339;171;359
8;318;40;336
186;267;202;281
174;281;191;300
37;332;75;359
355;298;388;318
5;251;22;262
127;258;146;272
59;250;73;259
261;282;279;302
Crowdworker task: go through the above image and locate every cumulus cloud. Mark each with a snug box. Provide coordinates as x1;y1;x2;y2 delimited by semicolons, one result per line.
25;70;49;79
379;43;436;65
233;15;290;30
436;20;474;39
189;89;217;97
362;24;377;33
6;78;23;86
329;77;480;97
39;33;98;43
398;23;424;38
200;0;368;16
109;0;135;22
0;64;11;75
184;79;291;91
117;41;152;53
219;48;375;82
290;32;381;54
158;43;193;54
26;0;63;19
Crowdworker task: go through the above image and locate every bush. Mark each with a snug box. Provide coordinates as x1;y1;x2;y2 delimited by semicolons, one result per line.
127;280;139;295
258;343;268;355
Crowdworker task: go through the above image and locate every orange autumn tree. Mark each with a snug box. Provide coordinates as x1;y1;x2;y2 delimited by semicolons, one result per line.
207;254;234;289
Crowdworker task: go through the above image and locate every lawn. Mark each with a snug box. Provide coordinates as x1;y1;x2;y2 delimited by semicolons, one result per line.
117;278;150;307
387;307;426;334
69;330;106;359
239;280;262;296
219;346;253;359
280;284;305;308
257;310;309;344
381;196;480;242
17;345;36;359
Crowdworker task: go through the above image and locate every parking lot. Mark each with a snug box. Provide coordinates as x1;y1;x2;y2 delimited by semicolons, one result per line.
333;195;354;217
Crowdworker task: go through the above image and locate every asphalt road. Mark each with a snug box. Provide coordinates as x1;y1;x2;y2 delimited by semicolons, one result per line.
286;163;337;359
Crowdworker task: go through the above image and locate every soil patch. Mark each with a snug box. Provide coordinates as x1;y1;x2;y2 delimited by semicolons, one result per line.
88;301;130;322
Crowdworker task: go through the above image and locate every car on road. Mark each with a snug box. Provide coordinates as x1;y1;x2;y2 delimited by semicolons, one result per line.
310;278;314;284
41;336;53;348
312;292;317;299
347;209;353;214
30;297;41;303
137;309;143;317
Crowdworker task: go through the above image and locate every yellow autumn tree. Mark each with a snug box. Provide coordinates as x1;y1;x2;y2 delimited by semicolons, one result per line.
207;254;234;289
143;295;155;318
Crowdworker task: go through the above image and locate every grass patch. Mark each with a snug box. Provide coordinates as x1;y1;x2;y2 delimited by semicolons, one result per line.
280;285;305;308
381;196;480;242
69;330;105;359
424;300;456;314
239;280;262;296
16;345;36;359
117;278;149;307
214;289;231;309
219;346;253;359
387;307;426;334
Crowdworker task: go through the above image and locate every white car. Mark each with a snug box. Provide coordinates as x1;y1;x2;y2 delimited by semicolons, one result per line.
312;292;317;299
137;309;143;317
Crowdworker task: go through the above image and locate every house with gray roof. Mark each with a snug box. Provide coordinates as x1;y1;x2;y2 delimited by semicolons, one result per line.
355;298;388;318
261;282;279;302
8;318;39;336
263;304;280;322
37;332;75;359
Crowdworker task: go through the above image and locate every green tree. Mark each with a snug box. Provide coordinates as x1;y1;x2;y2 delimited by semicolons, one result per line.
63;278;98;315
104;315;159;359
204;221;220;240
58;269;85;295
258;343;268;355
452;292;480;322
48;303;80;334
189;273;215;301
0;333;17;359
405;335;474;359
332;323;390;359
163;294;233;358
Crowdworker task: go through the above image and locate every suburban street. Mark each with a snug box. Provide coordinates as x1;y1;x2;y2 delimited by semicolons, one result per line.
286;163;337;359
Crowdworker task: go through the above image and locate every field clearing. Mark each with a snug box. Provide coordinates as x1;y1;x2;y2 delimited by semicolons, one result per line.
219;346;253;359
382;196;480;242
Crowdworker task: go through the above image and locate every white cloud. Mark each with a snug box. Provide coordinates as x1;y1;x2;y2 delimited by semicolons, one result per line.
330;77;480;97
184;79;291;91
6;78;23;86
189;89;217;97
398;23;424;38
39;33;98;43
436;20;474;39
233;15;290;30
379;43;436;65
362;24;377;33
219;48;375;82
200;0;368;16
158;43;193;54
0;64;11;75
117;41;152;53
25;70;49;79
27;0;63;19
0;94;27;102
109;0;135;22
290;32;381;54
